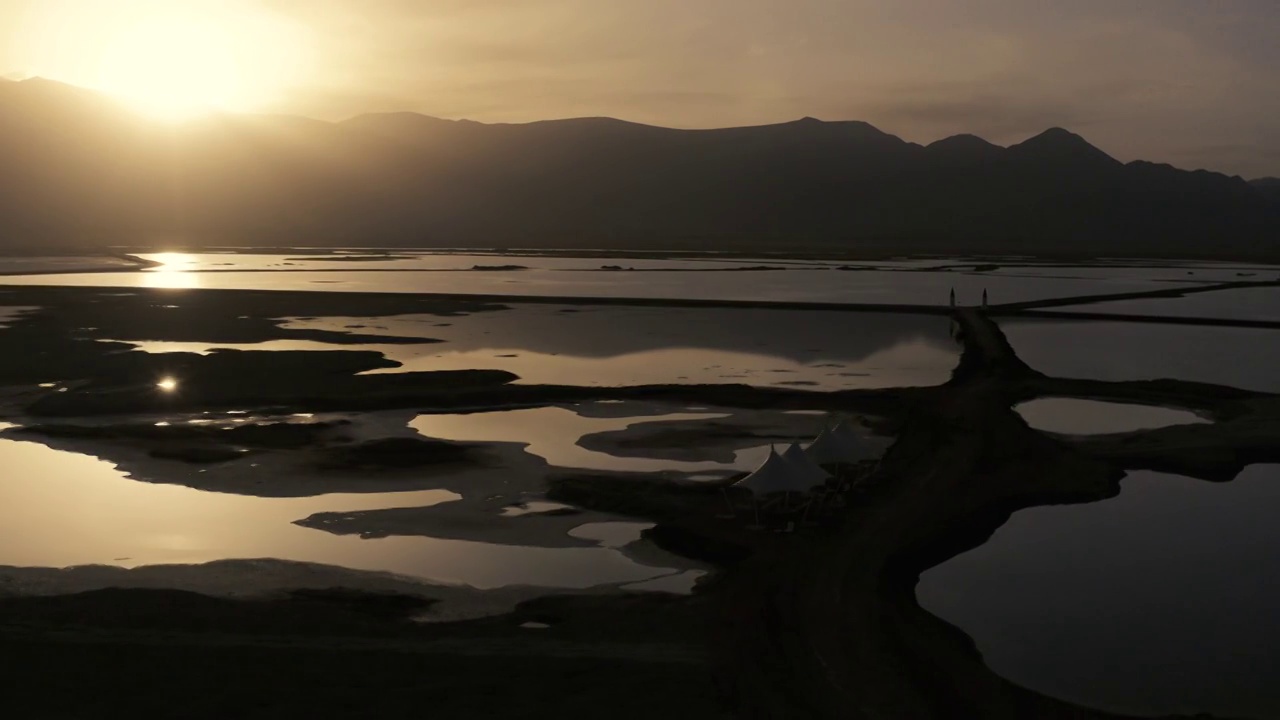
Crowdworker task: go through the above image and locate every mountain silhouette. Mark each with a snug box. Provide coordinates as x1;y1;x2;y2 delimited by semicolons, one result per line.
925;134;1000;158
1;77;1276;257
1253;178;1280;208
1007;127;1120;164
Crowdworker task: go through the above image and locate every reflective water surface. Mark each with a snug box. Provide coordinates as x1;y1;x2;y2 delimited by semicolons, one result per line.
134;251;805;272
0;305;37;328
0;256;140;274
979;264;1280;284
120;305;962;390
1002;319;1280;393
918;466;1280;719
1045;287;1280;323
0;437;684;589
411;407;772;476
0;265;1170;305
1014;398;1209;435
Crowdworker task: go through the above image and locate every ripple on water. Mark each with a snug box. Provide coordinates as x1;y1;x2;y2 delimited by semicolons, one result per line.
0;305;38;327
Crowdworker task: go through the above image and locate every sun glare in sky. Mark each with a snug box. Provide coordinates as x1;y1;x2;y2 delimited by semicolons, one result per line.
10;0;310;122
98;14;240;121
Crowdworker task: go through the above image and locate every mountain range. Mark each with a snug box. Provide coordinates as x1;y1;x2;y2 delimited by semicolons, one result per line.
2;77;1277;257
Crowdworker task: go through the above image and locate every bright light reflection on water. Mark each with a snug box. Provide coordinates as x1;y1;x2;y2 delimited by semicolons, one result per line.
0;438;681;589
141;252;202;289
412;407;771;476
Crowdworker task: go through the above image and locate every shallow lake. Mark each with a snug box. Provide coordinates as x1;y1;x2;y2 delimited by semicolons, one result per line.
0;305;37;328
917;465;1280;719
0;262;1172;305
0;256;140;274
978;264;1279;284
1014;398;1209;435
120;305;962;391
133;251;814;272
0;436;685;590
1043;287;1280;323
1001;319;1280;394
411;406;774;476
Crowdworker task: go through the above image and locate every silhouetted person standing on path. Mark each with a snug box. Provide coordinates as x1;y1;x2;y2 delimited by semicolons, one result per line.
950;288;955;307
982;289;988;308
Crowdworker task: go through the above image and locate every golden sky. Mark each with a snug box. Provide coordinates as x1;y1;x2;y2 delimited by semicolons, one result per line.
2;0;1278;177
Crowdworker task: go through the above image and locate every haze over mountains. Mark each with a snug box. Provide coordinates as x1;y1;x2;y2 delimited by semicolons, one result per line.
2;77;1277;257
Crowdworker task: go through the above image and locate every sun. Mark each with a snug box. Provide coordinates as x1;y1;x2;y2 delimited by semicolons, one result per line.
97;13;241;121
11;0;312;123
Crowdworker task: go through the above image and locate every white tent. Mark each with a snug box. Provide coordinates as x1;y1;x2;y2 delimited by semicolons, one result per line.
729;445;819;526
781;442;831;491
832;420;884;460
806;420;880;465
733;446;808;496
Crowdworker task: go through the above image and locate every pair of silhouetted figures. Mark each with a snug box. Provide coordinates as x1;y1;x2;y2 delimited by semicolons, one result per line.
950;288;988;308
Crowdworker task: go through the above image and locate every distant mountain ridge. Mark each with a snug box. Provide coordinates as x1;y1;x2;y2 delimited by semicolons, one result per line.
1253;178;1280;208
1;77;1277;257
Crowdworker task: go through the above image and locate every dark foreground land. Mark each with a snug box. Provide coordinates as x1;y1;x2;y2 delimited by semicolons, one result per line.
1;286;1278;719
0;590;721;719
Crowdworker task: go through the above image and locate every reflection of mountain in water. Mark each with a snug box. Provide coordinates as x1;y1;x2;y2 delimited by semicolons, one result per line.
338;306;958;367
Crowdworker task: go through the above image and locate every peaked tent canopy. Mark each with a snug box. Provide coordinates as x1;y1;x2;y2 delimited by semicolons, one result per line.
781;442;831;490
734;447;810;496
806;420;880;465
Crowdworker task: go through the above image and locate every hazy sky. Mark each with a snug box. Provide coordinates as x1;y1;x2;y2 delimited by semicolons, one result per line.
3;0;1278;177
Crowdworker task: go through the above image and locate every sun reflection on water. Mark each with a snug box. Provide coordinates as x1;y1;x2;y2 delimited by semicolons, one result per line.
143;252;201;289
